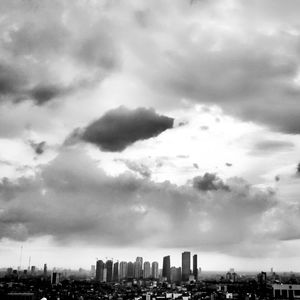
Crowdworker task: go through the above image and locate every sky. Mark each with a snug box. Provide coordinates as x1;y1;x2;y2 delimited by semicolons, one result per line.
1;0;300;272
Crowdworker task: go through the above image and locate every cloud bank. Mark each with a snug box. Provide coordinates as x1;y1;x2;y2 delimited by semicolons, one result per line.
0;148;292;256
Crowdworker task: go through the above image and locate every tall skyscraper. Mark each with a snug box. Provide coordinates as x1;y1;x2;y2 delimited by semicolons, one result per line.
106;260;113;282
113;262;119;282
120;261;128;280
96;260;105;282
162;256;171;282
127;262;134;279
143;261;151;279
170;267;181;283
182;251;191;282
193;254;198;280
134;257;143;279
43;264;47;277
152;262;159;279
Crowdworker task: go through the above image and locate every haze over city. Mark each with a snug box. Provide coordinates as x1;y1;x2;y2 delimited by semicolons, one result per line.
1;0;300;273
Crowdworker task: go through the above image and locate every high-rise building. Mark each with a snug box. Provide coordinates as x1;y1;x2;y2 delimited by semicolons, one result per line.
103;267;107;282
134;257;143;279
43;264;47;277
193;254;198;281
182;251;191;282
113;262;119;282
163;256;171;282
170;267;181;283
127;262;134;279
152;262;159;279
91;265;96;277
96;260;105;282
51;272;61;285
106;260;113;282
120;261;128;280
30;266;36;275
143;261;151;279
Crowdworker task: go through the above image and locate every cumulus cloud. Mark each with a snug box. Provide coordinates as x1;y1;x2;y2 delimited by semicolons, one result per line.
116;159;152;178
81;107;174;151
193;173;230;192
0;0;120;105
0;149;283;255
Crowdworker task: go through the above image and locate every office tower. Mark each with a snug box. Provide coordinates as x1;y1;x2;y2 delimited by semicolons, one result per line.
152;262;159;279
91;265;96;277
120;261;128;280
103;267;107;282
113;261;119;282
106;260;113;282
51;272;60;285
182;251;191;282
96;260;105;282
193;254;198;280
143;261;151;279
30;266;36;275
43;264;47;277
170;267;181;283
163;255;171;282
134;257;143;279
127;261;134;279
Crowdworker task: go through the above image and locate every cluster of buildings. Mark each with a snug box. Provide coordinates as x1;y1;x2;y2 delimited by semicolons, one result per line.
95;252;201;283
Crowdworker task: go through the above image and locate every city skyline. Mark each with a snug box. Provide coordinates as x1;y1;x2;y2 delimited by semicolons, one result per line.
1;0;300;272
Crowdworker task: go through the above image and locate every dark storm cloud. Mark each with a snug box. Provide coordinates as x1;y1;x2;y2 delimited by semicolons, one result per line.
81;107;174;151
0;148;279;255
30;85;63;105
193;173;230;192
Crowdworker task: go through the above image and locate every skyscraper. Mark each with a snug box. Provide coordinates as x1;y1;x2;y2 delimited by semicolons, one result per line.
106;260;113;282
152;261;159;279
134;257;143;279
143;261;151;279
127;262;134;279
162;255;171;282
182;251;191;282
43;264;47;278
120;261;128;280
193;254;198;280
113;261;119;282
96;260;105;282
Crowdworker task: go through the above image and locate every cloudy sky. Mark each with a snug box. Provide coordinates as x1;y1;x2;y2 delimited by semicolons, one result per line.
1;0;300;272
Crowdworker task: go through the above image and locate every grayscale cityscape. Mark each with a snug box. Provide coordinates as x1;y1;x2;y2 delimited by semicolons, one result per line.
1;0;300;299
2;250;300;300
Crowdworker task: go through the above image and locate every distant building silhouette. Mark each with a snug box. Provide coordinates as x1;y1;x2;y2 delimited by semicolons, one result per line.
106;260;113;282
152;261;159;279
170;266;181;283
127;261;134;279
143;261;151;279
120;261;128;280
193;254;198;280
182;251;191;282
163;256;171;282
43;264;47;278
51;272;61;285
113;262;119;282
134;257;143;279
96;260;105;282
